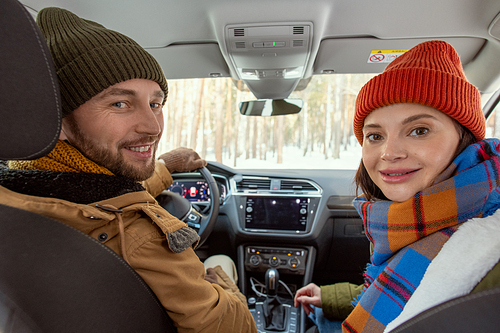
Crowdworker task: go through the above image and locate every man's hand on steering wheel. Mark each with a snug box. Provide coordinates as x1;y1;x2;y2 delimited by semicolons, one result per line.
158;147;207;173
156;166;219;248
156;147;217;248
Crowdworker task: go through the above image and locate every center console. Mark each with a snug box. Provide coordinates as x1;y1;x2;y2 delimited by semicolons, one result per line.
238;244;316;333
244;246;309;333
232;178;321;332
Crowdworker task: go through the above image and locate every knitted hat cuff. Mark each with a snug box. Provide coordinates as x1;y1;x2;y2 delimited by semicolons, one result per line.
354;66;484;144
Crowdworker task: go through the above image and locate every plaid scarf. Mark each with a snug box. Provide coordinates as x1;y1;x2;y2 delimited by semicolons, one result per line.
343;139;500;332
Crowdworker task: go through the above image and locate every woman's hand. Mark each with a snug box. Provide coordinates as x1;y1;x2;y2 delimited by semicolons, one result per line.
294;283;322;315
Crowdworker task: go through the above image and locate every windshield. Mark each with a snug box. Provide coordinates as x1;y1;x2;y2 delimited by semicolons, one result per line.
158;74;500;169
158;74;376;170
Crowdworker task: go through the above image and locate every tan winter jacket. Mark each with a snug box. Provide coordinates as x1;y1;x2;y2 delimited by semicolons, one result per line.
0;161;257;333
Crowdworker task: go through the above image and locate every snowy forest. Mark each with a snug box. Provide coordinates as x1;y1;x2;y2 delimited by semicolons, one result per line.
157;74;500;169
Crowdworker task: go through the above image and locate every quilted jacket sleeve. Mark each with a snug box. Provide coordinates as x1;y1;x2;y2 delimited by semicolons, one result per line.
321;282;364;321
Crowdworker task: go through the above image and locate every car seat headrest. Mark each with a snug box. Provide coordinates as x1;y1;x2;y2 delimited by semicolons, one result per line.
0;0;61;160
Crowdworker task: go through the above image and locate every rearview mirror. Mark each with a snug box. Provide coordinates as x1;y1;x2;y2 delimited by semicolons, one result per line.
239;99;303;116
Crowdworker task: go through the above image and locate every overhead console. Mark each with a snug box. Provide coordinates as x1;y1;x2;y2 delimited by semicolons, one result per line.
224;22;313;99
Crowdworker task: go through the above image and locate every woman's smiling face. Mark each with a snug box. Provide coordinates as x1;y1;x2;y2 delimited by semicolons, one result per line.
362;103;461;202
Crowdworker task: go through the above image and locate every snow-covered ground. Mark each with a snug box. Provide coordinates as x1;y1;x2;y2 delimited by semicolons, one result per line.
205;142;362;170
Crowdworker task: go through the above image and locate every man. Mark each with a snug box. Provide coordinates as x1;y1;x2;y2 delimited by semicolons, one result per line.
0;7;257;333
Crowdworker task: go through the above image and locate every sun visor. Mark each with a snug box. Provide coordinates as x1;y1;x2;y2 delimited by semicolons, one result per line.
313;37;485;75
148;43;231;79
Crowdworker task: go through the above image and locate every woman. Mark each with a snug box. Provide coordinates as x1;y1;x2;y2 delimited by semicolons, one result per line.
294;40;500;333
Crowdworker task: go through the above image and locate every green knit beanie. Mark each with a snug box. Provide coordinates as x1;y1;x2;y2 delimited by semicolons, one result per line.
36;7;168;117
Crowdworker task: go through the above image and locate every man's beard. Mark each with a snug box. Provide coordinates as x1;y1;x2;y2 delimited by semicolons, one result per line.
65;117;157;181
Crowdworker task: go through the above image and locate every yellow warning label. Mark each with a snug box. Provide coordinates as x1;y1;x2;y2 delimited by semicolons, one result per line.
370;49;409;54
368;49;409;64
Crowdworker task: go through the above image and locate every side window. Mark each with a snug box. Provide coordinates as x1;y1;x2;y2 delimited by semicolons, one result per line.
486;98;500;139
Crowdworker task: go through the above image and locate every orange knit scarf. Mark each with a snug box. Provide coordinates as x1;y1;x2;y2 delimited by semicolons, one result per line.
8;140;113;175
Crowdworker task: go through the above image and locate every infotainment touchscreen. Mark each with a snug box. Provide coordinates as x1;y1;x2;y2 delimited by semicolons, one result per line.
244;196;308;231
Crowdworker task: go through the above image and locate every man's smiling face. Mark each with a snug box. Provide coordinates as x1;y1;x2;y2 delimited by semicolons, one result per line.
60;79;165;181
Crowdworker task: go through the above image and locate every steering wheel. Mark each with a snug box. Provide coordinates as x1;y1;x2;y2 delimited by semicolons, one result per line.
156;167;219;248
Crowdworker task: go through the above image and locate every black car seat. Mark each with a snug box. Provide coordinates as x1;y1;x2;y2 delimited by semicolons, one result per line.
391;285;500;333
0;0;176;332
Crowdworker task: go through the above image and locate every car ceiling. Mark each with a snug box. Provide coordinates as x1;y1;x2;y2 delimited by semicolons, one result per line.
22;0;500;101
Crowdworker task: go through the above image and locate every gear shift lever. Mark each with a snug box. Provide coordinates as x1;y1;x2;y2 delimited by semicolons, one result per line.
265;268;279;297
263;268;287;331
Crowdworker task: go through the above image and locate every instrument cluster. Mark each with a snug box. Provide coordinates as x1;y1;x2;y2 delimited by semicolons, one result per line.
167;180;227;202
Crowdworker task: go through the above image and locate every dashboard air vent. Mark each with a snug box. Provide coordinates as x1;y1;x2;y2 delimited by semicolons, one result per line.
237;178;271;191
293;26;305;35
234;28;245;37
280;180;317;191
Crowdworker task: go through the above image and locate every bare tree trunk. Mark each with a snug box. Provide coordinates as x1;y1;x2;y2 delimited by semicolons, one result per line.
225;79;233;160
276;116;284;164
215;79;224;163
200;87;207;159
321;104;327;155
233;81;242;167
309;117;314;153
324;82;332;159
302;102;308;156
167;81;177;151
190;79;205;150
245;116;250;159
344;76;354;150
297;105;303;149
272;118;278;157
182;80;195;147
261;119;268;160
174;80;185;148
251;117;258;159
332;75;343;158
258;118;262;159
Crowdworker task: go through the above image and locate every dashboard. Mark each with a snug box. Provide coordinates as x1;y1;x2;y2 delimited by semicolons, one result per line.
165;163;370;305
166;168;324;235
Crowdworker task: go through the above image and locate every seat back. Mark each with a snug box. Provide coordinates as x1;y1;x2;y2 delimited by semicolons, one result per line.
392;286;500;333
0;205;176;333
0;1;176;331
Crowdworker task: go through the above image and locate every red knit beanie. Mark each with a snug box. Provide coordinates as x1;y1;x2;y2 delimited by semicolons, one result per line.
353;40;485;145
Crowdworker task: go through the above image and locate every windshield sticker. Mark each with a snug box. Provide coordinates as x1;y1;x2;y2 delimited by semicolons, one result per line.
367;49;408;64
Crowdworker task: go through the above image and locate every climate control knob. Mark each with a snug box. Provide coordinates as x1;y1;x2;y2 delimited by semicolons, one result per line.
249;254;261;266
289;257;300;269
269;256;280;267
